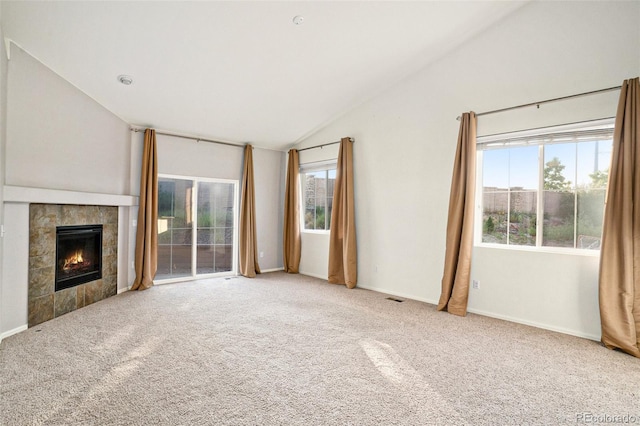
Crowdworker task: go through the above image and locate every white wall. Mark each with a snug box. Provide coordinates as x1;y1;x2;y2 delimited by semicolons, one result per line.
1;203;29;336
155;133;244;181
294;1;640;339
0;4;8;338
470;248;601;339
253;148;285;270
5;46;131;195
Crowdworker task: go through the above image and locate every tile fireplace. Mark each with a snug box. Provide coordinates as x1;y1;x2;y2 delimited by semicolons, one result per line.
28;204;118;327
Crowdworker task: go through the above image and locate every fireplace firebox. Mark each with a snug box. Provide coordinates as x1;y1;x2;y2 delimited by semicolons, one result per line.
55;225;103;292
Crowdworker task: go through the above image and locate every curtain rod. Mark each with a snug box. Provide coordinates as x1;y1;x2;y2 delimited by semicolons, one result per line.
456;85;622;121
130;127;245;148
296;138;354;153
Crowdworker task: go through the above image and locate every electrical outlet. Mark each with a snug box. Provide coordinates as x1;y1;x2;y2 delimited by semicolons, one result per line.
472;280;480;289
259;251;264;258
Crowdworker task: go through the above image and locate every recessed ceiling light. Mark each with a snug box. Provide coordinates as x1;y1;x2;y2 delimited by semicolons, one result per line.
292;15;304;25
117;75;133;85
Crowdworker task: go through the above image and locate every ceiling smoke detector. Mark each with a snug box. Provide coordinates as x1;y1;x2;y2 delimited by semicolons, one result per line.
292;15;304;25
117;75;133;85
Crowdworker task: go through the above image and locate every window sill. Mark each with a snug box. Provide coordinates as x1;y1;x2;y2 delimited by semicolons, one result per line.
301;229;331;235
474;242;600;257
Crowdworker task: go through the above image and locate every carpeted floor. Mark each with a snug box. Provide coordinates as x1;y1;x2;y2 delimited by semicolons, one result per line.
1;272;639;425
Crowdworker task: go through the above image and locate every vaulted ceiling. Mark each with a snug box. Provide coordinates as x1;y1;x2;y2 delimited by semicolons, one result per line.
2;1;526;150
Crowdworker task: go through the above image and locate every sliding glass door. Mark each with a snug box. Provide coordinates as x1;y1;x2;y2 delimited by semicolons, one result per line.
196;181;235;274
157;178;193;280
157;175;238;282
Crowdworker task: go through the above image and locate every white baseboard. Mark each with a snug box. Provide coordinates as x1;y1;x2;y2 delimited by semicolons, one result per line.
299;271;328;280
465;306;601;342
117;286;131;294
261;267;284;273
356;284;600;342
356;283;439;305
0;324;28;343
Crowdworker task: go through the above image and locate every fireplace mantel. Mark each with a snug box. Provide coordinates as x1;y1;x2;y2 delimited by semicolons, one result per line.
3;185;137;206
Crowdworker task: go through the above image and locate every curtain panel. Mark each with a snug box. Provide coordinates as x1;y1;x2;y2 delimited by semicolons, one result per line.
131;129;159;291
239;144;261;278
328;137;357;288
437;112;477;316
283;149;301;273
599;77;640;358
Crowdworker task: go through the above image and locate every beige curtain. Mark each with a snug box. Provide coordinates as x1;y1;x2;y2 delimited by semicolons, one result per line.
239;145;261;278
437;112;476;316
131;129;158;291
283;149;301;273
328;137;357;288
599;77;640;358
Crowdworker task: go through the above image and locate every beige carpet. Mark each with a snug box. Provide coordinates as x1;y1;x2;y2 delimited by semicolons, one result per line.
1;272;639;425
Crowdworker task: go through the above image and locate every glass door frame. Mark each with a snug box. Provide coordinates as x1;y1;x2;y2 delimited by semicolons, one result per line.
155;173;239;284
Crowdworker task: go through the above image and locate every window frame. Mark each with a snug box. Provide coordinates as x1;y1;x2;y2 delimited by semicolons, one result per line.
299;160;337;234
474;118;614;256
156;173;239;284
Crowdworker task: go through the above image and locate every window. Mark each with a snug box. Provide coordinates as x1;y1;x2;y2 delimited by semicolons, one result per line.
301;164;336;231
478;119;614;251
157;175;238;282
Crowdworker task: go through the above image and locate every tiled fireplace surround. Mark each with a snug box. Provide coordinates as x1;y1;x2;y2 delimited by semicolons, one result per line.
28;204;118;327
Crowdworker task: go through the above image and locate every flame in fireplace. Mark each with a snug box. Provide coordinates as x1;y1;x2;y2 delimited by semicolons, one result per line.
63;250;87;271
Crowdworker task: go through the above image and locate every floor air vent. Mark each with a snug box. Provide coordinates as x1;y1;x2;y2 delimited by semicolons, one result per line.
386;297;404;303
